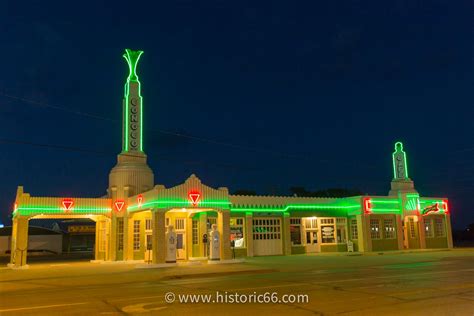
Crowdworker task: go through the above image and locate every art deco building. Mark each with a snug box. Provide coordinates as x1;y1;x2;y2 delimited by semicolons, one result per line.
8;49;453;268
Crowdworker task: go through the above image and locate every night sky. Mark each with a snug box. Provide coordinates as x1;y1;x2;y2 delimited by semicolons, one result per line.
1;1;473;229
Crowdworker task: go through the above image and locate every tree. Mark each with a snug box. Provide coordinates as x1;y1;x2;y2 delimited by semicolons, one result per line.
232;189;257;196
290;187;364;198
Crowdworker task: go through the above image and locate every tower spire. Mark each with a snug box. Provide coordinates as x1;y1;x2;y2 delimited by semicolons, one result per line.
122;48;144;153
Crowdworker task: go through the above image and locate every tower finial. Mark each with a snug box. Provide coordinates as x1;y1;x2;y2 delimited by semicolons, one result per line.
123;49;143;82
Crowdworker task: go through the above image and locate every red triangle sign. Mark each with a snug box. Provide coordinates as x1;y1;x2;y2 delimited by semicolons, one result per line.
189;193;200;206
115;200;125;212
62;199;74;211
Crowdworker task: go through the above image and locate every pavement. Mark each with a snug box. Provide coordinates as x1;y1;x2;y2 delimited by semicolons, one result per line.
0;249;473;315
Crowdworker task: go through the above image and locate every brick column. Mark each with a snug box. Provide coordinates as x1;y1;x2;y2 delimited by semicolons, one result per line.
282;212;291;255
356;214;371;252
245;212;253;257
395;214;404;250
10;216;29;267
126;216;135;260
446;214;453;248
152;209;166;264
217;209;231;260
199;212;208;257
418;216;427;249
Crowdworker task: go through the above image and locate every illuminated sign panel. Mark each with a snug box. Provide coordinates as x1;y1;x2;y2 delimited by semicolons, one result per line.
62;199;74;212
114;200;125;213
188;192;201;206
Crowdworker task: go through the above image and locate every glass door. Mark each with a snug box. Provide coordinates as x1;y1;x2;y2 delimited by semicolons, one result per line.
306;230;320;253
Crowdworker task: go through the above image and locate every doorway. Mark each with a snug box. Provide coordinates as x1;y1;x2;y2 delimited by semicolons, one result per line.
175;218;186;260
305;230;320;253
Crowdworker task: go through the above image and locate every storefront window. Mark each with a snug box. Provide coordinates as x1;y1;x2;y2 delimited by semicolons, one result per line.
434;218;445;237
383;219;396;239
230;218;245;248
320;219;335;243
290;218;302;245
370;219;381;239
350;219;358;239
424;219;434;238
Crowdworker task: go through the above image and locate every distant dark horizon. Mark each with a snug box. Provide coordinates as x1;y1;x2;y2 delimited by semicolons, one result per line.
1;1;473;229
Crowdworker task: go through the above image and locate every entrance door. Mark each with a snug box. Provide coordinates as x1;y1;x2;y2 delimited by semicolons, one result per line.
175;218;186;260
305;230;320;253
176;232;186;260
404;216;420;249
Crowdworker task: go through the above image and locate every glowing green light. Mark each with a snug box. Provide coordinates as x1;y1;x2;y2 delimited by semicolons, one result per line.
129;199;231;211
122;49;144;153
392;141;409;179
230;203;361;214
123;49;143;82
17;206;111;216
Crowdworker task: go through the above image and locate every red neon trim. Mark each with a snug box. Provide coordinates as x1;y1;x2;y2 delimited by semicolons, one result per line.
443;200;449;214
62;199;74;211
364;198;372;214
115;200;125;212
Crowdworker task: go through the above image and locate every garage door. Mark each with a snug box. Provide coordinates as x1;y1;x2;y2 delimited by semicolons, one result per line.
252;218;282;256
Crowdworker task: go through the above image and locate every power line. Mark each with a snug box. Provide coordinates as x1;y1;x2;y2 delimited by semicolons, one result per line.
0;138;257;172
0;90;376;169
0;91;304;159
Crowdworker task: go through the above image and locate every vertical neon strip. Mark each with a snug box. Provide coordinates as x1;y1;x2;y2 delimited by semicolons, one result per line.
140;83;143;152
392;141;409;179
364;198;372;214
122;49;144;153
443;200;449;214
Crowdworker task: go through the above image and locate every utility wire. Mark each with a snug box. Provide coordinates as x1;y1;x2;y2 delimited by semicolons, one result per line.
0;138;257;171
2;90;473;171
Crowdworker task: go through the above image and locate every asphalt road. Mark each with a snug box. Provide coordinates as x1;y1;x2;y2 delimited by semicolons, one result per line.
0;250;473;315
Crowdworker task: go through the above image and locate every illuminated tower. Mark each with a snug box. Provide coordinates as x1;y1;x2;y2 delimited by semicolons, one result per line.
388;141;417;196
108;49;154;199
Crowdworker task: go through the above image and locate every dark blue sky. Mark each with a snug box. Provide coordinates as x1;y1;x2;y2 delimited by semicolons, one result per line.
1;1;473;228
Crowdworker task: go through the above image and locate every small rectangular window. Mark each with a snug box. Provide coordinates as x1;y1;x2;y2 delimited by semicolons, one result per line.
145;219;152;231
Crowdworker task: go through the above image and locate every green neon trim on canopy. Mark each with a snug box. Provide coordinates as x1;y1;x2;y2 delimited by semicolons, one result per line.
129;199;231;211
16;206;111;216
230;203;361;213
122;49;144;152
392;141;409;179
